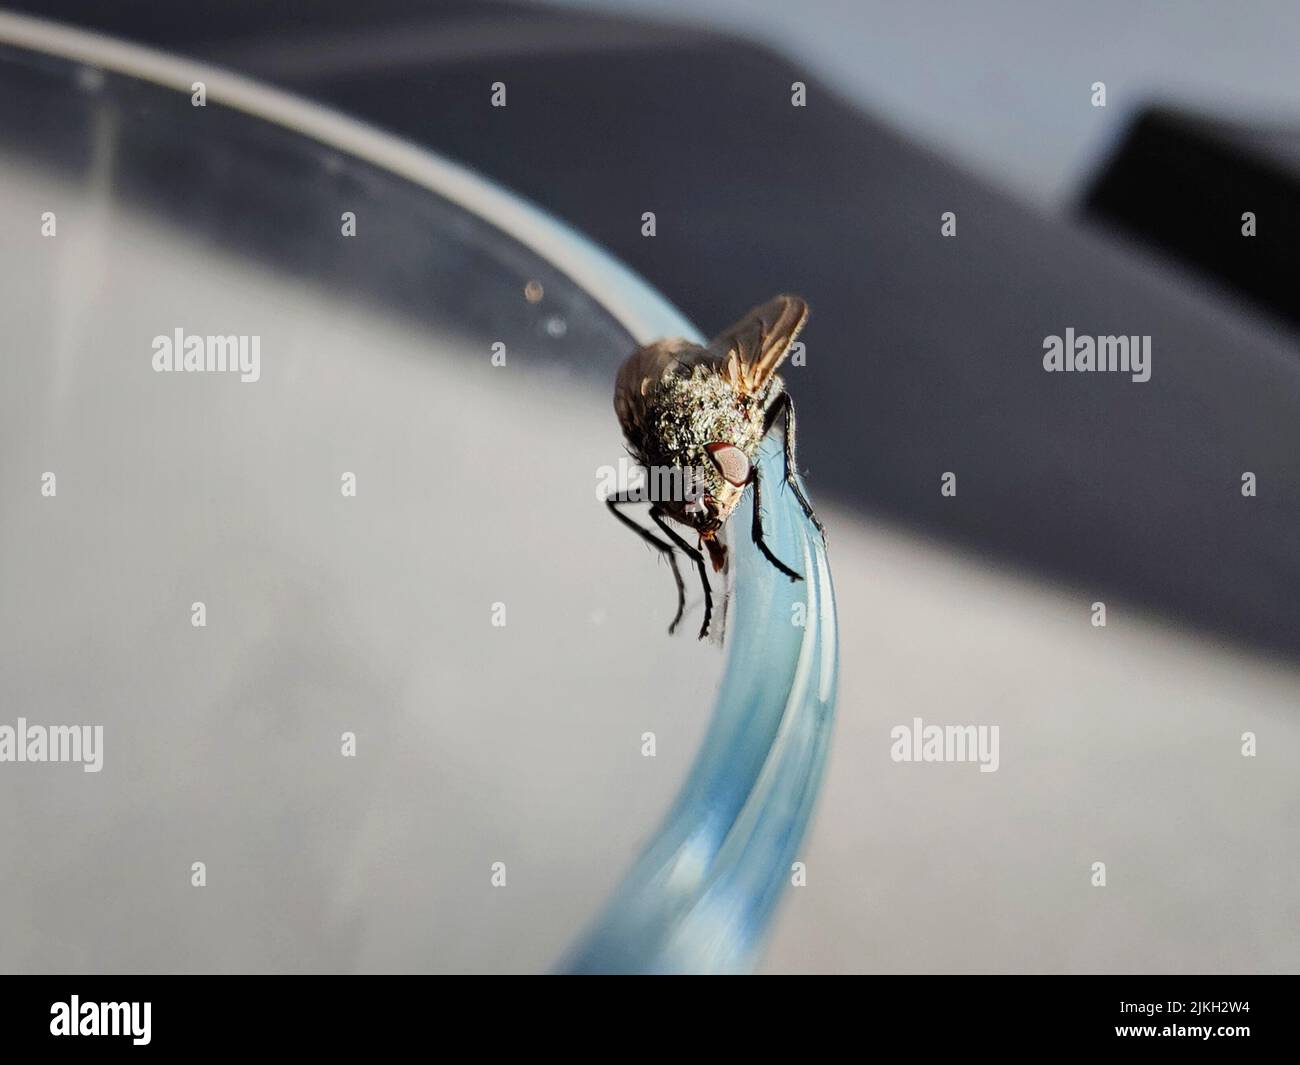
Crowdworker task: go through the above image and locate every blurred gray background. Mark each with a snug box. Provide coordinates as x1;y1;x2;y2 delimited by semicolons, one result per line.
572;0;1300;206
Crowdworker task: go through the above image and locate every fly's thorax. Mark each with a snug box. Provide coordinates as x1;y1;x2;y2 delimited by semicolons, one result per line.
646;364;765;480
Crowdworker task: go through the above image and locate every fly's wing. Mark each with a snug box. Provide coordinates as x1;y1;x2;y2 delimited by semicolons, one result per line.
707;294;808;396
613;337;710;458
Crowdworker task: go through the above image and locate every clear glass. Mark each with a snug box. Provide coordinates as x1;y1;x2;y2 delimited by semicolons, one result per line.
0;28;836;974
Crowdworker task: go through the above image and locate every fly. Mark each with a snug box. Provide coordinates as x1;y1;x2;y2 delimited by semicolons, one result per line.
608;294;826;639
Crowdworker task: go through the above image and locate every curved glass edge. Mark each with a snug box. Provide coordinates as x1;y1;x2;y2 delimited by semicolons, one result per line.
0;11;696;346
564;436;839;974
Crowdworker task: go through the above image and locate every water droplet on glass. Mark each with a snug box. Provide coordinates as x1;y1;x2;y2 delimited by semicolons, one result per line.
75;66;105;93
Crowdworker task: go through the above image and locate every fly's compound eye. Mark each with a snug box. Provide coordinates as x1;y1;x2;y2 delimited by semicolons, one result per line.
705;442;752;487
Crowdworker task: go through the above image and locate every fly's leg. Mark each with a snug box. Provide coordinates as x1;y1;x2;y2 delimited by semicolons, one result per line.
765;389;827;544
606;495;687;634
649;507;713;641
750;468;804;582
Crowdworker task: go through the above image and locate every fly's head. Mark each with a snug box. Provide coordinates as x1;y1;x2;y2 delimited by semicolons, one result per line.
646;365;766;568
